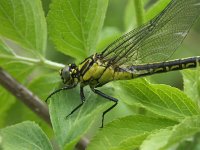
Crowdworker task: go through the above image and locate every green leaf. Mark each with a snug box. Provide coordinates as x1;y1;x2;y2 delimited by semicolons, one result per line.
0;39;14;55
111;134;148;150
1;62;34;81
141;116;200;150
124;0;137;31
49;86;112;149
28;73;61;100
47;0;108;61
0;39;16;65
0;121;53;150
133;0;145;26
0;88;15;128
0;0;47;54
145;0;171;22
0;62;53;136
114;79;200;120
182;69;200;103
0;62;34;127
96;27;121;53
176;132;200;150
41;0;51;16
87;115;177;150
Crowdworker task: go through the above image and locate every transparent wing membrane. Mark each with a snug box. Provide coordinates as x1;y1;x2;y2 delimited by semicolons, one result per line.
100;0;200;67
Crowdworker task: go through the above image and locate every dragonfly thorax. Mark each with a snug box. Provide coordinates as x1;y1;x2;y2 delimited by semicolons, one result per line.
60;64;79;85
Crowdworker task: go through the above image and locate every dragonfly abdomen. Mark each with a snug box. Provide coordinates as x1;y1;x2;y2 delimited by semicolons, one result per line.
81;57;200;87
128;56;200;78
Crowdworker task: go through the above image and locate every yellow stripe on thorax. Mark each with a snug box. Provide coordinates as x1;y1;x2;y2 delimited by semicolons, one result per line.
78;58;92;74
98;67;114;84
82;63;106;81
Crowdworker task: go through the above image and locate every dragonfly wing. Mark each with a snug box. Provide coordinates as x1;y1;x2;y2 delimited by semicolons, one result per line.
100;0;200;67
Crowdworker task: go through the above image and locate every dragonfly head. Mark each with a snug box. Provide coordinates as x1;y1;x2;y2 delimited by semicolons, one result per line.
60;64;79;85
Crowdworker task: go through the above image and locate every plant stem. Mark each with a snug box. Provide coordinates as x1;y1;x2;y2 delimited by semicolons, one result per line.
43;59;65;70
133;0;145;26
0;54;65;70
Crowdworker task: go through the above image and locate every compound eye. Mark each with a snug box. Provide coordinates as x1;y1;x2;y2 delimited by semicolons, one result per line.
61;66;71;83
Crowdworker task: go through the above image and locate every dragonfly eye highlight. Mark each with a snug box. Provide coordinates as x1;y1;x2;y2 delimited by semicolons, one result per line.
60;66;71;84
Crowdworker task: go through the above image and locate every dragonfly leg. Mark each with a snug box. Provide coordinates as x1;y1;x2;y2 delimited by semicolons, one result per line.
92;88;118;128
45;84;76;103
65;86;85;118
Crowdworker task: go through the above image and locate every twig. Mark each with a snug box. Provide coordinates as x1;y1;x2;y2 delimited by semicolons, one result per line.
0;67;88;149
0;67;51;124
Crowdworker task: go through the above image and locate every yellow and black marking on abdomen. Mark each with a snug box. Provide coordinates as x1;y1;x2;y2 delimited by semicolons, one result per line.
129;56;200;78
79;56;200;87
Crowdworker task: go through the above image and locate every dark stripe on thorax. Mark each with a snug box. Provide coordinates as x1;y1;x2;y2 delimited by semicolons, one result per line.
80;58;94;76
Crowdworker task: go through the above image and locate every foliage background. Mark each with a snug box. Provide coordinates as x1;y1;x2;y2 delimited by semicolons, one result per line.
0;0;200;150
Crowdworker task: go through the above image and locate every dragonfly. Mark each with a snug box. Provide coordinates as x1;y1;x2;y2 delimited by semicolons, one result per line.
46;0;200;127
